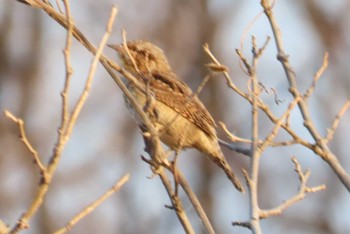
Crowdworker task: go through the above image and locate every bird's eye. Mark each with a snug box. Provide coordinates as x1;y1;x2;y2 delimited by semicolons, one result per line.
136;48;145;54
148;53;156;61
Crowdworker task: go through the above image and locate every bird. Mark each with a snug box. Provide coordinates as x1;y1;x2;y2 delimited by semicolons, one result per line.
108;40;244;192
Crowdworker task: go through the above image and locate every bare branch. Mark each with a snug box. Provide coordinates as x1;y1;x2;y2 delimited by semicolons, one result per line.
261;0;350;192
260;157;326;219
205;41;314;155
325;99;350;143
60;0;74;142
259;96;301;152
219;121;298;153
64;5;118;138
304;52;329;99
205;63;229;73
236;48;253;76
219;122;252;144
53;174;130;234
172;166;215;234
55;0;64;13
203;44;248;99
159;171;195;234
249;35;262;234
9;4;119;233
4;110;46;174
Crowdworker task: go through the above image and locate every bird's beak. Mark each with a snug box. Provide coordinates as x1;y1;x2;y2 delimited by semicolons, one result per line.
107;43;123;52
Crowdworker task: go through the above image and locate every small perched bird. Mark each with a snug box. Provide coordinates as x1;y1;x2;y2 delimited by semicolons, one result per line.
108;40;243;192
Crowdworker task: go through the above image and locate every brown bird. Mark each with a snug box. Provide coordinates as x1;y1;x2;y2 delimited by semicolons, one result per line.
108;40;243;192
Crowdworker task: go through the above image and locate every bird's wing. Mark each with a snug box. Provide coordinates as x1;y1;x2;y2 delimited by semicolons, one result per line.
148;71;217;138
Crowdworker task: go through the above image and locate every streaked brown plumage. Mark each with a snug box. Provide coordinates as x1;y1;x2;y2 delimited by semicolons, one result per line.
109;40;243;192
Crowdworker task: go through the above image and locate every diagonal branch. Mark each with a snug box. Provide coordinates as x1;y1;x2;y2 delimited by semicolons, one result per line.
4;110;46;174
53;174;130;234
303;52;329;99
325;99;350;143
260;157;326;219
261;0;350;192
204;42;315;155
9;3;118;233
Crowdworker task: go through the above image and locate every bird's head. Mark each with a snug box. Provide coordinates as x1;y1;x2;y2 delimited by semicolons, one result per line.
108;40;171;74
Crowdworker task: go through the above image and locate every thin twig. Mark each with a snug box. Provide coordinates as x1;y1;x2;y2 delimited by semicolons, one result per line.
261;0;350;191
259;96;301;152
121;29;141;74
12;1;197;233
60;0;73;143
9;4;118;233
325;99;350;143
205;43;314;154
259;157;326;219
303;52;329;99
219;122;252;144
175;168;215;234
159;171;195;234
53;174;130;234
203;43;248;99
55;0;64;13
268;139;297;147
4;110;46;174
64;6;118;138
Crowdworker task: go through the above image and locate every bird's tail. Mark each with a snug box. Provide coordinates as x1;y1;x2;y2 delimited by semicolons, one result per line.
210;152;244;193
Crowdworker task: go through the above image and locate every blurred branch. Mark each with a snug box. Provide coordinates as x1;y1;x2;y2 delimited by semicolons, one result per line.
204;43;313;153
325;99;350;143
234;157;326;228
53;174;130;234
205;4;332;230
219;123;251;145
223;36;268;234
11;0;349;233
260;157;326;219
60;0;74;137
303;52;329;99
261;0;350;192
140;136;195;234
204;28;330;233
63;5;117;138
4;110;46;173
8;2;118;233
13;1;197;231
203;43;247;99
159;171;194;234
155;159;215;234
177;173;214;234
302;0;342;50
258;96;301;152
248;36;262;234
0;220;9;234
